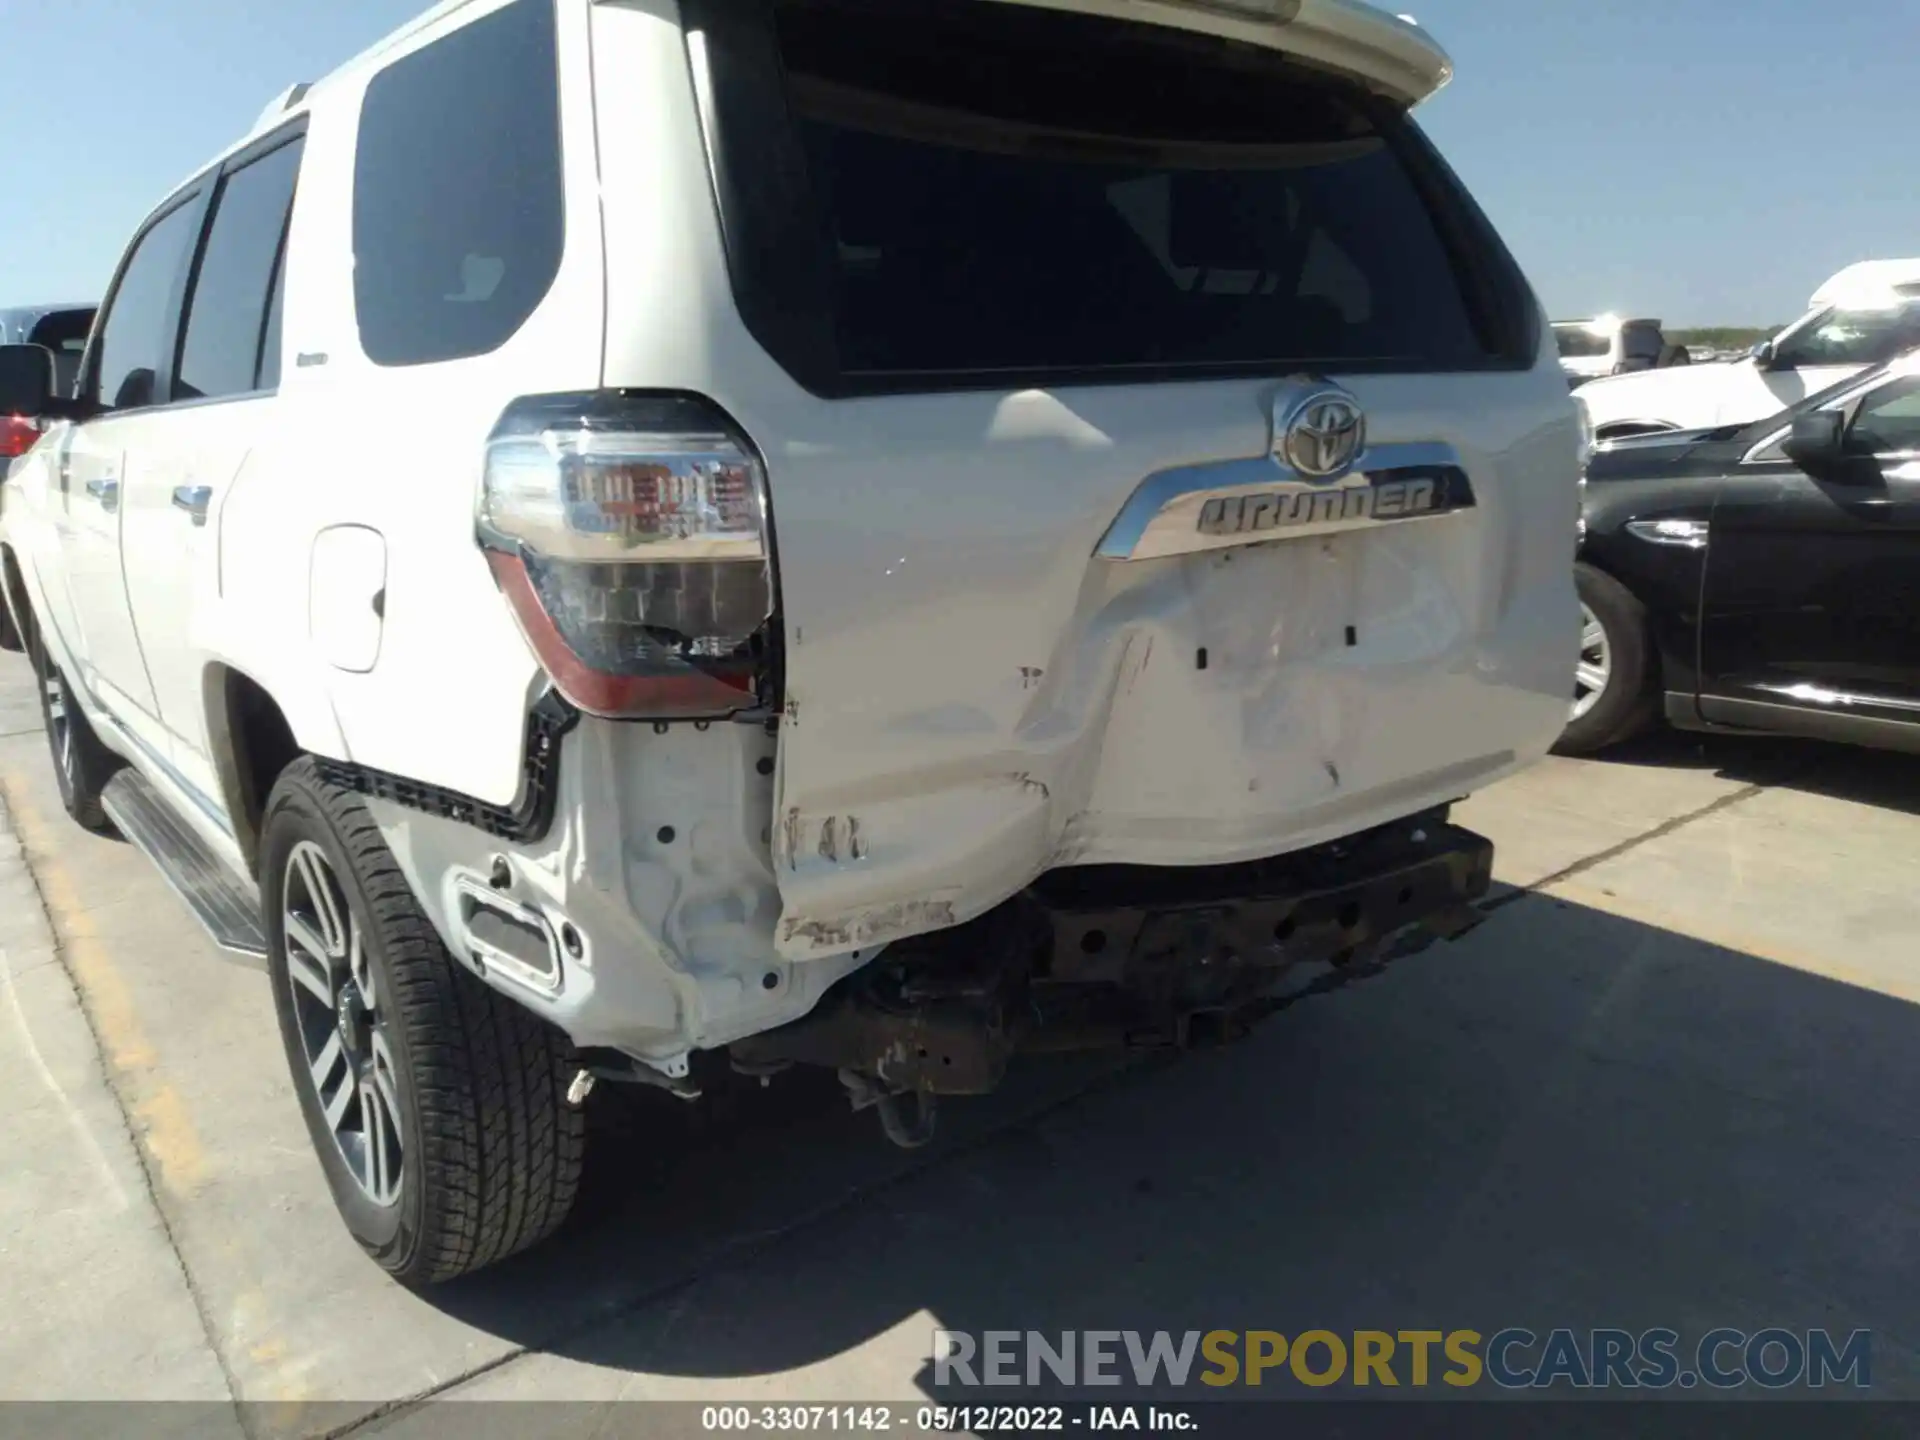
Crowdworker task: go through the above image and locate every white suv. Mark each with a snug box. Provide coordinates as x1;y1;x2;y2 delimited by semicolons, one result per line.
1551;315;1679;386
1576;260;1920;441
0;0;1578;1284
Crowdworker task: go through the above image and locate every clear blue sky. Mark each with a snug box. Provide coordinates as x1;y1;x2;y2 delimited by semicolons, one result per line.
3;0;1915;328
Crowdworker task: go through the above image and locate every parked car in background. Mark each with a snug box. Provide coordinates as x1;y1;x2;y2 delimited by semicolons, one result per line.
1553;314;1688;386
1563;348;1920;755
1;304;96;468
0;0;1578;1287
1575;259;1920;441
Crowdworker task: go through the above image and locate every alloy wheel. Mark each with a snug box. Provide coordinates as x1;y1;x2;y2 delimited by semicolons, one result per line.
282;840;404;1207
1571;603;1612;721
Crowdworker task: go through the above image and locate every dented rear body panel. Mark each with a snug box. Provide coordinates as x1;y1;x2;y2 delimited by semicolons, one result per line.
754;370;1575;958
609;0;1579;959
387;0;1575;1071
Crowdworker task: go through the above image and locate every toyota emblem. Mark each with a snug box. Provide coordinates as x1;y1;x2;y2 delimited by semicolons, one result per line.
1276;385;1368;481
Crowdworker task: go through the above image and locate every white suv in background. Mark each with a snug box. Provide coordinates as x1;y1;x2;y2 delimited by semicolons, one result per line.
1552;314;1683;386
1576;259;1920;440
0;0;1578;1285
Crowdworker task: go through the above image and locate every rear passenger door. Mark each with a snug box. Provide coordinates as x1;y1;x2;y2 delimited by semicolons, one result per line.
121;127;305;809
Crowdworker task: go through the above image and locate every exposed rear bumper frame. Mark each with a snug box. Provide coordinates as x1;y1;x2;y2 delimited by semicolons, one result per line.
730;807;1493;1095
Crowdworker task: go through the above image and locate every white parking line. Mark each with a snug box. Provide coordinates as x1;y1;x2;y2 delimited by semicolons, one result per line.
0;940;129;1207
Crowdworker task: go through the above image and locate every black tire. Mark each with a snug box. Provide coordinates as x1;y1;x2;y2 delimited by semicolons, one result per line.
27;617;120;833
261;757;585;1287
1556;562;1658;756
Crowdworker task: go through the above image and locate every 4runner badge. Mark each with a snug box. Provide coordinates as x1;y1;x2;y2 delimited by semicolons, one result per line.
1197;477;1442;538
1092;381;1475;561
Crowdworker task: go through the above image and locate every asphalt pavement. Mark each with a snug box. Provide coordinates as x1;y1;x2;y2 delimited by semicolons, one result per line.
2;654;1919;1436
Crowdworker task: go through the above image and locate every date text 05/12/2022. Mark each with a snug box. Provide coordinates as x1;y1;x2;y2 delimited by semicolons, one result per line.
702;1407;1196;1433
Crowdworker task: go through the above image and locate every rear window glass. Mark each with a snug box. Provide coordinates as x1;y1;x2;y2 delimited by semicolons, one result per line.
691;0;1530;393
1620;322;1664;360
1554;325;1611;360
351;0;563;368
26;309;93;353
26;309;95;396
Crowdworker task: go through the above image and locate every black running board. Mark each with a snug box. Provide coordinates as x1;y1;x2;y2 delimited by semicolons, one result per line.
100;770;268;964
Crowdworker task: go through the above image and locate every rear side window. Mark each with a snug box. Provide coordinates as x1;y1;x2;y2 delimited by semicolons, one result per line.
689;0;1535;394
92;198;203;413
175;136;305;402
352;0;564;368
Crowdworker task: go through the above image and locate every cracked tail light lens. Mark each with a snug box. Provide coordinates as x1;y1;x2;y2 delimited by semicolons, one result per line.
478;393;776;719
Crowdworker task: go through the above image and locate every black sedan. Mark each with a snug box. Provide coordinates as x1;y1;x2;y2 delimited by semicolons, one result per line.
1563;353;1920;755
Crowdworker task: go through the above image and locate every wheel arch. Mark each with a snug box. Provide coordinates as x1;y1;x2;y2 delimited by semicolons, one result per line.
203;661;346;877
1575;552;1671;693
0;542;72;677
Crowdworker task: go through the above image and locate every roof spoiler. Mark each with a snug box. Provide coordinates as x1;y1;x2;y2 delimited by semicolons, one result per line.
1810;260;1920;310
256;82;312;131
981;0;1453;106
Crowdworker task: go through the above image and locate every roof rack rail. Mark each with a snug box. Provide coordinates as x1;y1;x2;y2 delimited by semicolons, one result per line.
255;82;312;131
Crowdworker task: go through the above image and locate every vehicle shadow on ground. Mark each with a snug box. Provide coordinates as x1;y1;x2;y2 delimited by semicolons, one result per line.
406;889;1920;1409
1582;726;1920;817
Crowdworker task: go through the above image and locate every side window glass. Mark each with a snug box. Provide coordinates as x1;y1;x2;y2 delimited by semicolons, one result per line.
1848;379;1920;455
92;198;202;414
175;137;305;403
351;0;563;368
1772;305;1920;370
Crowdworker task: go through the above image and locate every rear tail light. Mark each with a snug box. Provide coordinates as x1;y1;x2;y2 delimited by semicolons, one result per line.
477;392;777;720
0;416;39;461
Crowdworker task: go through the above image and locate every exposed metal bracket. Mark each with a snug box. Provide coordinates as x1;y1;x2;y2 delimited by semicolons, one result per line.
316;690;579;843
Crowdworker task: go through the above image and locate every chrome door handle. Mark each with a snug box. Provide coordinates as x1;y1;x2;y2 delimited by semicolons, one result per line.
171;485;213;524
85;478;119;512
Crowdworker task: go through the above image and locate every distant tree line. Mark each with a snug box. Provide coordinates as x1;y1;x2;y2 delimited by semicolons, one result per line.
1667;326;1780;350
